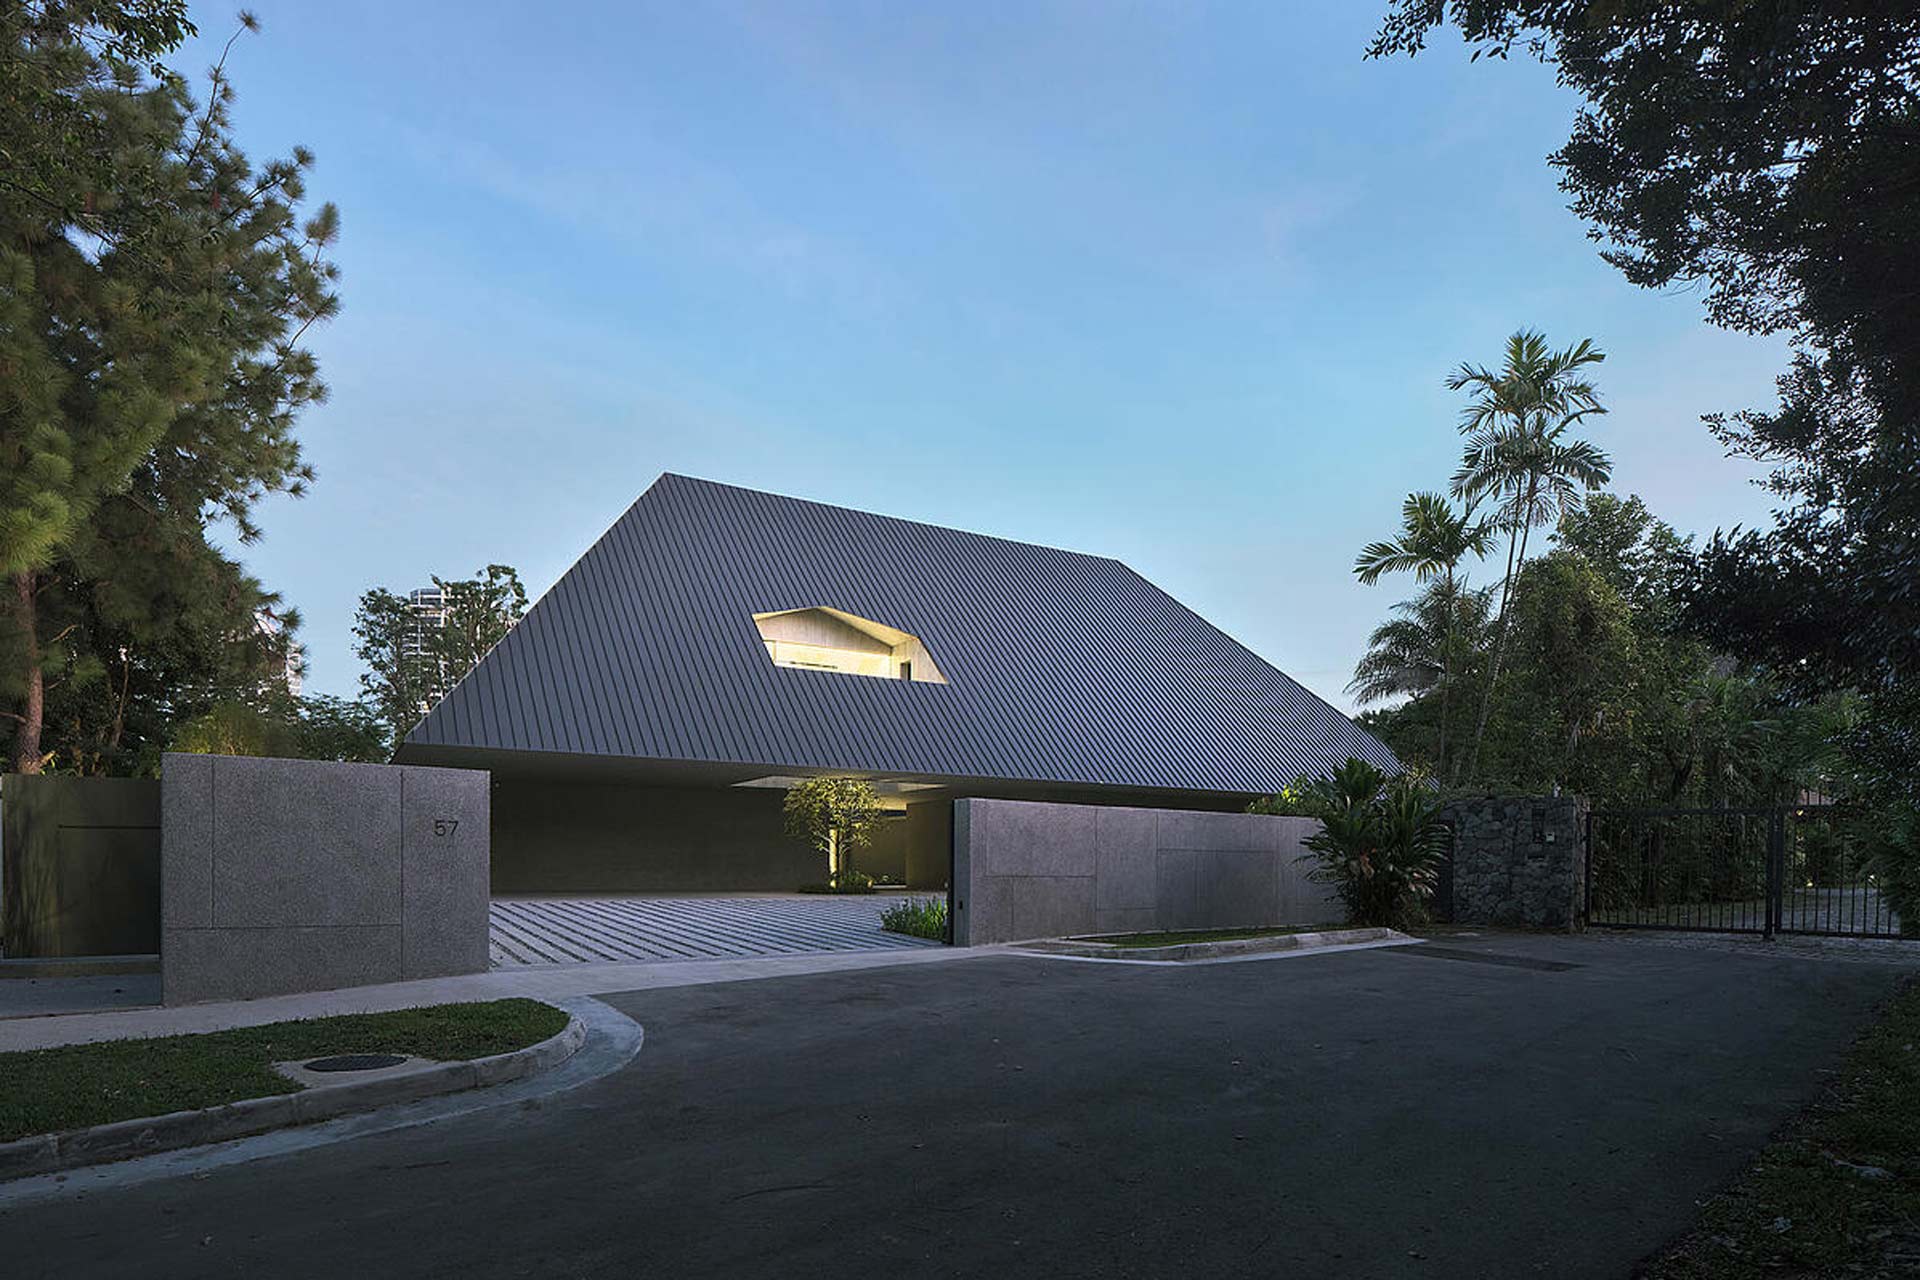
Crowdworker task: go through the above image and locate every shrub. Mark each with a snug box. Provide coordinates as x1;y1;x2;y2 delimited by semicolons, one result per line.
879;896;948;941
1247;780;1316;816
1294;758;1446;928
1856;806;1920;938
797;871;876;895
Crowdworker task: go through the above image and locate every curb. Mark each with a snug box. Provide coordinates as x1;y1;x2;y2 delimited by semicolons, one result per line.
1017;926;1408;962
0;1012;586;1183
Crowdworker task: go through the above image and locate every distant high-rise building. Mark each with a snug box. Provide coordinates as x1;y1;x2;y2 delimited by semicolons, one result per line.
253;608;304;698
404;586;448;663
403;581;520;713
405;586;454;713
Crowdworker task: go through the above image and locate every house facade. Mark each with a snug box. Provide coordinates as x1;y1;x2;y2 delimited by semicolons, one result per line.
394;474;1397;893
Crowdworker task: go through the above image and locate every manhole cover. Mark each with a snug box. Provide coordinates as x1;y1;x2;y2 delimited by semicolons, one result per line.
303;1053;407;1073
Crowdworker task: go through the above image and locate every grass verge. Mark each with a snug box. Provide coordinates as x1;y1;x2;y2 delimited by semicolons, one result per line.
1079;924;1340;949
0;998;569;1143
1641;977;1919;1278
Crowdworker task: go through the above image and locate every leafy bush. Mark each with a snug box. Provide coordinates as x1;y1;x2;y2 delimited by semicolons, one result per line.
879;896;948;941
797;871;876;895
1839;686;1920;937
1293;758;1446;928
1856;808;1920;939
1246;780;1316;816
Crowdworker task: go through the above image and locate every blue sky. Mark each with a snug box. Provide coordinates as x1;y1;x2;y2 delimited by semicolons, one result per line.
183;2;1784;713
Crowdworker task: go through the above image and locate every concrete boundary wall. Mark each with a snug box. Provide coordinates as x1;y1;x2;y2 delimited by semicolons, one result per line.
161;753;490;1005
952;798;1340;945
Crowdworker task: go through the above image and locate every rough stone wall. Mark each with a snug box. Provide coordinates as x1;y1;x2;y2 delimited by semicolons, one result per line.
953;798;1340;945
161;753;490;1004
1441;794;1588;930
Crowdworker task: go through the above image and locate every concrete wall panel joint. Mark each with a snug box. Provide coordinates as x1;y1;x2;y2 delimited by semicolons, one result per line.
953;797;1340;945
161;754;489;1004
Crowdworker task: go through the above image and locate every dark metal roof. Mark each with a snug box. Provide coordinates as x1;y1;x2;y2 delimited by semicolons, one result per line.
400;474;1397;794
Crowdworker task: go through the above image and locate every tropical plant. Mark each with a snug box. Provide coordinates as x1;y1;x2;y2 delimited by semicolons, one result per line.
783;776;884;887
1348;579;1494;777
1482;551;1638;794
1246;780;1315;817
1292;758;1446;928
1344;579;1489;782
1354;492;1495;778
1354;492;1494;588
1368;1;1920;938
1369;4;1920;710
1446;331;1613;782
879;896;949;941
1356;489;1855;814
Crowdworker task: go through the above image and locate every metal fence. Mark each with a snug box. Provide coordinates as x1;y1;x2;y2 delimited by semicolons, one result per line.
1585;805;1903;940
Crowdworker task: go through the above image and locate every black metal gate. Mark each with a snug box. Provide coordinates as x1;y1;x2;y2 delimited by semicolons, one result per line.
1584;805;1904;939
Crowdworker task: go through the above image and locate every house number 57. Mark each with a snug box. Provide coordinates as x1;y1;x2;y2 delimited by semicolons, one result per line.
433;819;460;837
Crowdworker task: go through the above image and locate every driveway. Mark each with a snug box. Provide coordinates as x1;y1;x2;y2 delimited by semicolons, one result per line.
488;893;941;965
2;933;1906;1278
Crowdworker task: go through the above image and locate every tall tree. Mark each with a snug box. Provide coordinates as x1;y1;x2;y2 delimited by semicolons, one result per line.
1486;551;1638;795
1;7;337;771
353;565;527;745
31;501;297;775
1552;494;1684;614
1444;331;1612;782
1354;491;1494;778
1368;1;1920;900
434;565;529;681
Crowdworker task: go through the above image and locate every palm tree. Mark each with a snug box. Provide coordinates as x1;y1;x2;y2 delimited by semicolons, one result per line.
1354;492;1494;778
1446;331;1614;783
1349;580;1495;773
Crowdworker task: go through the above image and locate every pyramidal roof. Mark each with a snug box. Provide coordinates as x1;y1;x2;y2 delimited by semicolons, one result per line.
400;474;1397;795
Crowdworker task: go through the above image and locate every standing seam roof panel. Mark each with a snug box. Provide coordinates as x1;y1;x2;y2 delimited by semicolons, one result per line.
404;474;1399;793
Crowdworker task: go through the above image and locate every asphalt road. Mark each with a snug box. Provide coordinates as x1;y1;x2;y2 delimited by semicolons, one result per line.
4;934;1905;1279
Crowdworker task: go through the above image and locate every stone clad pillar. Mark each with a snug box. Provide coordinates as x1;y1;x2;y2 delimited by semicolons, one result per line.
1438;794;1589;930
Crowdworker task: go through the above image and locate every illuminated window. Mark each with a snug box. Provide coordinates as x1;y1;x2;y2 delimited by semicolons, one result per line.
753;608;946;683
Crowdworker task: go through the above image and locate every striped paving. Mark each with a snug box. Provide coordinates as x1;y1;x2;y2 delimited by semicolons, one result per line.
488;895;942;967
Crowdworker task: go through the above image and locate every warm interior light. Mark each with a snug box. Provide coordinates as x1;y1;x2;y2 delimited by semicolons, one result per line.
752;607;947;684
763;639;893;678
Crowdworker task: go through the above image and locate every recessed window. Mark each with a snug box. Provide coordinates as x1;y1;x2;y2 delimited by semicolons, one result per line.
753;607;946;683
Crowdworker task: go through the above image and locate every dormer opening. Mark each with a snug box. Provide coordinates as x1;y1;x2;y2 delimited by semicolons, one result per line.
753;607;946;684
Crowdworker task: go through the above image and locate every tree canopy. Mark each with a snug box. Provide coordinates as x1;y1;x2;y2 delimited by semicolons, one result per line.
2;5;340;773
1367;0;1920;838
352;565;528;745
782;776;884;887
